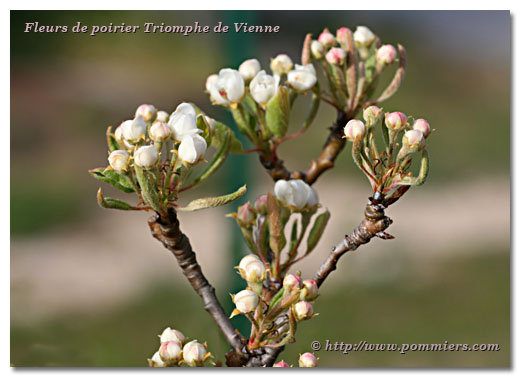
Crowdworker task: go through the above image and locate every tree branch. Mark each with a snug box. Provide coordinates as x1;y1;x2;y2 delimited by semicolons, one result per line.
313;198;394;287
148;208;246;358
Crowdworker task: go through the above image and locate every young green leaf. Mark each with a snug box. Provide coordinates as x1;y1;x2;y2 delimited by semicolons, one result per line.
97;188;134;210
178;185;247;211
88;168;135;193
306;210;331;254
265;86;290;140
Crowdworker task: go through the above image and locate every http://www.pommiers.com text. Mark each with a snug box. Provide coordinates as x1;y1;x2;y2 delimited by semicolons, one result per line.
309;340;500;355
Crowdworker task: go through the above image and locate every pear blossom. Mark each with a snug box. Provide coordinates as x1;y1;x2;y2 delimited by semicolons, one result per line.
205;74;218;93
287;64;317;92
326;47;347;65
413;118;431;138
168;105;200;141
402;129;425;152
149;121;171;142
344;119;366;140
299;352;317;367
160;327;186;345
209;68;245;106
238;58;261;81
270;54;293;76
273;361;290;367
243;259;266;284
108;150;130;173
254;194;268;214
159;341;182;364
233;290;259;313
318;29;336;48
274;179;319;210
122;116;146;143
178;134;207;164
385;111;408;131
311;40;325;59
135;104;157;122
134;145;158;168
353;26;375;47
363;106;383;125
300;279;319;301
294;301;313;321
239;254;260;271
156;110;170;123
249;70;280;105
283;273;302;292
182;340;208;367
377;44;397;65
336;27;349;46
148;351;166;367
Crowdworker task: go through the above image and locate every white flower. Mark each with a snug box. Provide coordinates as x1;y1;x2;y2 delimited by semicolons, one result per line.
300;279;319;301
149;351;166;367
311;40;325;59
270;54;293;76
294;301;314;321
203;115;216;131
134;145;158;168
402;129;425;152
287;64;317;92
156;110;170;123
385;111;407;131
114;124;124;142
249;70;280;105
239;254;260;271
160;327;186;345
168;111;200;142
298;352;317;367
173;102;197;118
343;119;366;140
122;116;146;143
353;26;375;47
108;150;130;173
274;179;319;210
182;340;208;367
238;58;261;81
205;74;219;93
159;341;182;363
283;273;302;292
149;121;171;141
178;134;207;164
413;119;431;138
135;104;157;122
209;68;245;106
233;290;259;313
243;259;266;284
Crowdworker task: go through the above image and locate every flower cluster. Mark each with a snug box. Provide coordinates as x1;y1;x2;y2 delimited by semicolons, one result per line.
273;352;318;367
90;103;247;217
231;255;319;350
343;105;432;203
148;327;212;367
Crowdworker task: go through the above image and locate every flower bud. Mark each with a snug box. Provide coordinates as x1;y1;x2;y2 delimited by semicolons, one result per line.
156;110;170;123
402;129;425;152
318;29;336;48
205;74;219;93
249;70;280;105
182;340;208;367
122;116;146;143
108;150;130;173
254;194;268;215
310;40;325;59
172;102;197;118
325;47;347;65
169;113;200;142
178;134;207;164
160;327;186;345
274;179;318;210
149;351;166;367
336;27;348;46
294;300;313;321
283;273;302;292
159;341;182;364
149;121;171;142
363;106;383;125
238;58;261;81
353;26;375;47
243;259;267;284
135;104;157;122
413;118;431;138
239;254;260;271
237;202;256;225
385;112;407;131
377;44;397;65
343;119;366;140
270;54;293;76
114;124;124;142
274;361;290;367
209;68;245;106
287;64;317;92
300;279;319;301
204;115;216;131
134;145;159;169
298;352;317;367
233;290;259;313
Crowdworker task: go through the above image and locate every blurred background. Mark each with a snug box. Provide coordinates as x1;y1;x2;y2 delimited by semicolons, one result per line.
11;10;510;367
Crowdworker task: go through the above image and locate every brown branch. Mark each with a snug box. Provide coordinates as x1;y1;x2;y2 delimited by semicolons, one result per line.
148;208;247;361
313;198;394;287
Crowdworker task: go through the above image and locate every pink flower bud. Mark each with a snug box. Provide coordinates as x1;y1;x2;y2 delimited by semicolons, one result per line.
135;104;157;122
299;352;317;367
237;202;256;224
318;29;336;48
254;194;268;215
160;327;186;345
363;106;383;125
377;44;397;65
300;279;319;301
274;360;290;367
343;119;366;140
283;274;302;292
402;129;425;152
159;341;182;363
336;27;348;46
182;340;208;367
385;112;407;131
149;121;171;142
413;118;431;138
294;301;313;321
233;290;259;313
325;47;347;65
311;40;325;59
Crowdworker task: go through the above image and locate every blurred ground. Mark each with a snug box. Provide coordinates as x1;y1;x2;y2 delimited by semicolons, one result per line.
11;10;510;367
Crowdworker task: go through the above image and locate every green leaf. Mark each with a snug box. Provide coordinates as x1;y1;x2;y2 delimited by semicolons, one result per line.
364;49;377;84
89;168;135;193
231;106;257;142
106;126;120;152
212;121;244;154
306;210;331;254
178;184;247;212
196;114;212;147
97;188;134;210
265;86;290;140
134;165;164;215
399;150;429;186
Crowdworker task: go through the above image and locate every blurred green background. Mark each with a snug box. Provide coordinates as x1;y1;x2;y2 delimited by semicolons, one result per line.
11;10;510;367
